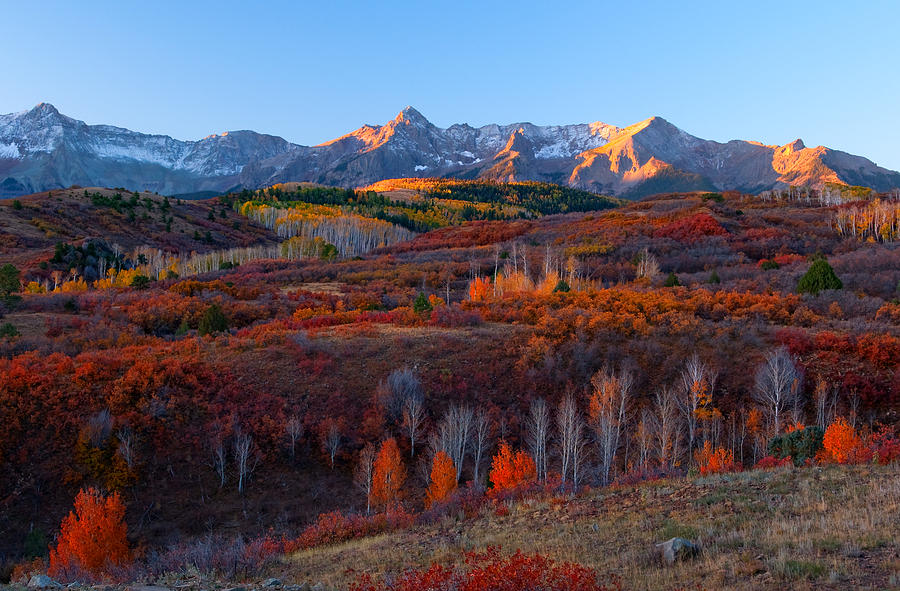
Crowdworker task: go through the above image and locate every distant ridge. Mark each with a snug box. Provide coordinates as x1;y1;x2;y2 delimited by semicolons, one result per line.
1;103;898;198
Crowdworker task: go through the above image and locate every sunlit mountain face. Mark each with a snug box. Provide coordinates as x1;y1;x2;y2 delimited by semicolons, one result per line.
2;103;898;198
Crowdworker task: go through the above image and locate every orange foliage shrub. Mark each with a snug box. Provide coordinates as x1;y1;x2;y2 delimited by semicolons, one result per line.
489;441;536;491
822;417;863;464
372;438;406;508
425;451;457;508
785;422;805;433
49;488;129;579
694;441;740;475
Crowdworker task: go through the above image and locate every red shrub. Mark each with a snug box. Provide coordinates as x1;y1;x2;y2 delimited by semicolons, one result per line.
754;455;793;470
349;547;621;591
868;426;900;465
287;508;414;552
653;213;727;244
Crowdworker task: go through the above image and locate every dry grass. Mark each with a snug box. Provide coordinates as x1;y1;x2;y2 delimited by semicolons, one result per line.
275;465;900;590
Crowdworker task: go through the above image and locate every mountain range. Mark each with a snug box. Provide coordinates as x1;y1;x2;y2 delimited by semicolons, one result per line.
2;103;898;199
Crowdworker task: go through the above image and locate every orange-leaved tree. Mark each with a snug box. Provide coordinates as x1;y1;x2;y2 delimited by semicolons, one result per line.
695;440;739;475
822;417;862;464
371;438;406;509
489;441;536;490
425;450;457;508
468;276;492;302
49;487;130;579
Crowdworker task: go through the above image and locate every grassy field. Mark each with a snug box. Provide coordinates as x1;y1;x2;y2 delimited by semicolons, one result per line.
279;465;900;590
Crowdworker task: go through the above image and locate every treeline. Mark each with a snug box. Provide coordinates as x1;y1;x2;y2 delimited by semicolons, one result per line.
239;202;416;255
412;179;621;215
833;198;900;242
231;179;622;234
234;187;524;233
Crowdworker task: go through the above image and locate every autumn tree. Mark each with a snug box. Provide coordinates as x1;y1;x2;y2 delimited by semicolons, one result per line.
694;441;738;475
383;366;423;423
424;450;457;508
524;398;550;482
489;441;536;491
468;407;492;485
49;488;129;579
822;417;862;464
371;438;406;508
321;419;343;469
556;394;587;487
468;276;491;301
635;409;653;470
652;387;680;468
432;405;472;481
353;442;377;515
678;354;716;457
634;248;660;281
286;415;304;459
402;394;426;458
233;430;256;494
753;347;801;436
744;408;765;464
813;379;837;430
589;366;632;484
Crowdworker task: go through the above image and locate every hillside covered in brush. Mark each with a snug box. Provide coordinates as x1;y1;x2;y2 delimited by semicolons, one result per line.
1;183;899;589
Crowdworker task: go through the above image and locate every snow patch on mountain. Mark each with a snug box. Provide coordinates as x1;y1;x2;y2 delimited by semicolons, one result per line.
0;142;20;158
2;103;899;199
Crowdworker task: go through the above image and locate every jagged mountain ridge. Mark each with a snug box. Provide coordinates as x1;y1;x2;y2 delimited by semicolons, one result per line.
1;103;898;198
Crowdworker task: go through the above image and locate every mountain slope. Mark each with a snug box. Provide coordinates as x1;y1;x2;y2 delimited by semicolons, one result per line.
2;103;898;198
0;103;293;197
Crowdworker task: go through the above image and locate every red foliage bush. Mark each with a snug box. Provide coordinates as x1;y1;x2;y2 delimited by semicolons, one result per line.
429;304;483;327
382;220;533;253
754;455;793;470
653;213;728;244
287;508;415;552
349;546;622;591
868;426;900;465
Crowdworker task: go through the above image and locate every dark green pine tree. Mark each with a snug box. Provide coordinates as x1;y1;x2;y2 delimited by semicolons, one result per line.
198;304;228;335
797;258;842;295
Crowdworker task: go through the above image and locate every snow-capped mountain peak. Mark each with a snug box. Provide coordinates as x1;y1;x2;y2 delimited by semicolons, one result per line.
1;104;898;198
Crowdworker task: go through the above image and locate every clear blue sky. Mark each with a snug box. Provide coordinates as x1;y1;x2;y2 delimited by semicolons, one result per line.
3;0;898;170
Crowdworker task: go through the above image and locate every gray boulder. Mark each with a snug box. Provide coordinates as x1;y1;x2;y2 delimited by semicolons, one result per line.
261;579;282;588
28;575;62;588
655;537;700;564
